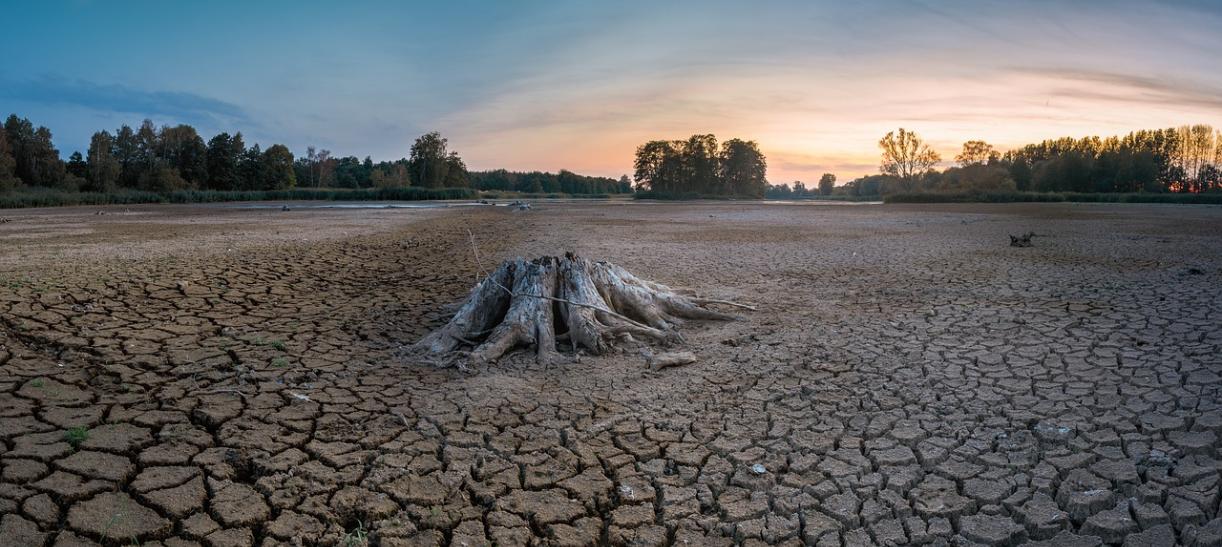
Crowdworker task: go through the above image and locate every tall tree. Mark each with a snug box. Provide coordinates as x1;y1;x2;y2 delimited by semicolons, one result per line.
0;129;18;191
443;152;468;187
1174;124;1216;193
159;124;208;186
66;151;87;179
719;138;768;198
4;114;35;185
955;140;997;166
262;144;296;190
633;140;683;193
2;115;63;186
818;173;836;195
206;132;244;190
86;131;121;192
879;128;941;179
238;143;263;190
410;132;461;188
682;134;719;193
30;126;67;187
134;119;159;182
114;124;139;187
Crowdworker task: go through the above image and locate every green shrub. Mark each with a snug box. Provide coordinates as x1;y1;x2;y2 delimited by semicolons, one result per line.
64;426;89;449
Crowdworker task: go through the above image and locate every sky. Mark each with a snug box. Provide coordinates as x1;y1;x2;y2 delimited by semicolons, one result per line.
2;0;1222;182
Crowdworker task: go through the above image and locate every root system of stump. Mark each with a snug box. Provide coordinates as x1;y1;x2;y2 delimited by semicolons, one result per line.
412;252;747;367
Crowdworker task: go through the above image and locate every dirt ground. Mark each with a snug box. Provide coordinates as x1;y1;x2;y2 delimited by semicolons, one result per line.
1;200;1220;547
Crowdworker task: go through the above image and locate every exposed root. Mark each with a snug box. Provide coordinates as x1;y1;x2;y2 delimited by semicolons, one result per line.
411;252;751;368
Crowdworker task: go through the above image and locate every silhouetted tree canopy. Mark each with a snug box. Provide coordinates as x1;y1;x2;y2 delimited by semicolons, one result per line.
818;173;836;195
836;125;1222;197
633;134;768;197
879;128;941;180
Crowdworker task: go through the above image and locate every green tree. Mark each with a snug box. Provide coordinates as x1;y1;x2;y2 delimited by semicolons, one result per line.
443;152;468;187
86;131;121;192
206;132;244;190
159;124;208;186
633;140;683;193
134;119;159;182
66;151;87;179
0;129;18;191
409;132;457;188
114;124;139;187
236;144;263;190
719;139;768;198
818;173;836;195
4;115;66;187
683;134;719;193
262;144;296;190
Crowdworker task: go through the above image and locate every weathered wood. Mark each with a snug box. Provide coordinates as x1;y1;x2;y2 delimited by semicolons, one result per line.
471;257;559;365
412;253;750;368
413;260;514;355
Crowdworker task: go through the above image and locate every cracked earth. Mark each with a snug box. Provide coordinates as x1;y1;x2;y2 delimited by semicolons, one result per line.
0;201;1220;547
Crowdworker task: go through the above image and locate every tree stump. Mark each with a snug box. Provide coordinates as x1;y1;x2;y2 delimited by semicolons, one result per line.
412;253;750;368
1010;232;1034;247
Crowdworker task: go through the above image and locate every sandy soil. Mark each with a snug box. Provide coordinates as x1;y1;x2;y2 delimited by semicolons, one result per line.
0;200;1220;546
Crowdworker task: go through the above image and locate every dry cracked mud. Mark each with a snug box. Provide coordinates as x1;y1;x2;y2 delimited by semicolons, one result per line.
0;201;1220;546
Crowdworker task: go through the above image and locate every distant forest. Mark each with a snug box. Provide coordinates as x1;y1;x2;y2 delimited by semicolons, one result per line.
6;111;1220;204
769;125;1222;198
633;135;768;198
0;114;630;197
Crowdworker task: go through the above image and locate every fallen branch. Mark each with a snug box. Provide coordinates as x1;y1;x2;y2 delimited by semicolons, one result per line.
646;351;698;371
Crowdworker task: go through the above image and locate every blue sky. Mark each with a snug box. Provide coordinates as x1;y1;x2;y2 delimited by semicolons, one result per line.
3;0;1221;180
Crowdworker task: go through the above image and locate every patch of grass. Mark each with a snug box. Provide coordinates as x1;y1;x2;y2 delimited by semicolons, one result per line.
271;357;289;368
64;426;89;449
341;520;368;547
29;378;45;388
249;336;287;351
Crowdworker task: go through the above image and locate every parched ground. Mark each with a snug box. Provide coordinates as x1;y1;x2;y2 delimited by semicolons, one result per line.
0;201;1220;547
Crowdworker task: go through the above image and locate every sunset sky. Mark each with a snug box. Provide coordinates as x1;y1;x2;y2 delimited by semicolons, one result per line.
3;1;1222;182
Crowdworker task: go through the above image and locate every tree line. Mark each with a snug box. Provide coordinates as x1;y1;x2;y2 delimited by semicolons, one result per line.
633;135;768;198
469;170;629;194
829;125;1222;197
0;114;631;196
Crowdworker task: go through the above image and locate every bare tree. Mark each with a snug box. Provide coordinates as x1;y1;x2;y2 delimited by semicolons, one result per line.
316;149;333;187
879;128;941;179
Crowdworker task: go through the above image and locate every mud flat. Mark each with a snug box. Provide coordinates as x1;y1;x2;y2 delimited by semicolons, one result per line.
1;201;1220;545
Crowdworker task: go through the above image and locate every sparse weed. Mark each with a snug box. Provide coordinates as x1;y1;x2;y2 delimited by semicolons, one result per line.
65;426;89;449
29;378;45;388
341;520;368;547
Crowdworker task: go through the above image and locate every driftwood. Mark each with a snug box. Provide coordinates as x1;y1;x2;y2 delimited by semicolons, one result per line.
412;253;748;368
1009;232;1035;247
645;351;698;371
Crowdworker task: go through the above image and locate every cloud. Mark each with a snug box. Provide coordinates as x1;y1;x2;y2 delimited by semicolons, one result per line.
0;75;251;126
1012;67;1222;111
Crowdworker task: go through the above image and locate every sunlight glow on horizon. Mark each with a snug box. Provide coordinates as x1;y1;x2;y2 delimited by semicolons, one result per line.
3;1;1222;183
